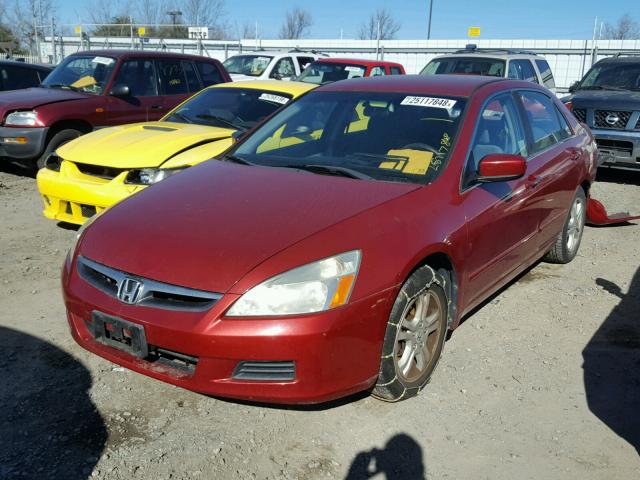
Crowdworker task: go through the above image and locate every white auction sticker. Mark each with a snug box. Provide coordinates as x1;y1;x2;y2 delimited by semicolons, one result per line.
259;93;289;105
91;56;115;65
344;66;364;72
401;96;457;109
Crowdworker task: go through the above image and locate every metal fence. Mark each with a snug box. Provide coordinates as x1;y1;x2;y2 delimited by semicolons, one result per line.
35;36;640;91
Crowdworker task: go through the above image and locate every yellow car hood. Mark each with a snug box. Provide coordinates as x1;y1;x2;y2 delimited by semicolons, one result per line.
57;121;236;169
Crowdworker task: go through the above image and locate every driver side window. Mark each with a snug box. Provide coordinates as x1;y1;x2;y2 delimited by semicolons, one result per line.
464;93;527;186
114;60;158;97
271;57;295;79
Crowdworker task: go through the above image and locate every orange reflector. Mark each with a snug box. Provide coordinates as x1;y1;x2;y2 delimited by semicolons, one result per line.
329;274;355;309
95;108;104;113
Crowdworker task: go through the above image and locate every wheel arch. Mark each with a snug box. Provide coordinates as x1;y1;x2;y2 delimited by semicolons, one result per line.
45;120;93;144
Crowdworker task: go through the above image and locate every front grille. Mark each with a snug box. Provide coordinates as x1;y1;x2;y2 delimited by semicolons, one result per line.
594;110;632;129
636;117;640;130
81;204;96;218
572;108;586;123
232;361;296;381
77;256;222;311
596;138;634;155
75;162;127;180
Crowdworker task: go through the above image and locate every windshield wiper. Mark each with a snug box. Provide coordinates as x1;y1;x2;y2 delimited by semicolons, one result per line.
222;154;253;165
168;112;193;124
282;164;373;180
196;114;246;131
44;83;80;92
347;152;410;162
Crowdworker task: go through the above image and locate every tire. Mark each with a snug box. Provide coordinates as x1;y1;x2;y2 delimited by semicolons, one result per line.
543;187;586;264
372;265;449;402
36;129;83;169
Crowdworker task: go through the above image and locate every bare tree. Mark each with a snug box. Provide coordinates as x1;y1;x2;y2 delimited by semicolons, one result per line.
9;0;56;53
136;0;169;27
602;14;640;40
278;7;312;40
358;8;400;40
181;0;227;37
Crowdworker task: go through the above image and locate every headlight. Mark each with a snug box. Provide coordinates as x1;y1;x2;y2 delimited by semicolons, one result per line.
226;250;361;317
125;167;185;185
66;210;104;268
5;111;41;127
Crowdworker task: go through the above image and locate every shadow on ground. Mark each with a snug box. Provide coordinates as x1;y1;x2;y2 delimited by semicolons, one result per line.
0;327;107;479
345;433;425;479
596;168;640;186
0;160;36;179
584;268;640;455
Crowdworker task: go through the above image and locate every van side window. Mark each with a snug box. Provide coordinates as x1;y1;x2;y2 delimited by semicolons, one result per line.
535;59;556;89
508;60;539;83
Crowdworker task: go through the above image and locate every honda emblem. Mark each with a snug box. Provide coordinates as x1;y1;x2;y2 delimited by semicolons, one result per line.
117;278;143;304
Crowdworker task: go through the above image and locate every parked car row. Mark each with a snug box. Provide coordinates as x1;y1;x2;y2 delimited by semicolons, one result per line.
2;46;634;405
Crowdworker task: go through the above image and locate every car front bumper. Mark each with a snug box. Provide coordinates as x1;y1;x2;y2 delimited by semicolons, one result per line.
592;128;640;170
62;256;393;404
0;126;48;160
37;161;145;225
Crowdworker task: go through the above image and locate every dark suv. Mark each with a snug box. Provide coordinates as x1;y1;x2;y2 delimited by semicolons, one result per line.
0;50;230;168
564;55;640;170
0;60;52;91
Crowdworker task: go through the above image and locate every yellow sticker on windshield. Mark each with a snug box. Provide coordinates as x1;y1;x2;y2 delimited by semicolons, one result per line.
379;149;433;175
70;76;97;89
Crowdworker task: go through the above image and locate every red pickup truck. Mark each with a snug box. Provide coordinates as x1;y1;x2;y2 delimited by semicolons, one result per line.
0;50;230;168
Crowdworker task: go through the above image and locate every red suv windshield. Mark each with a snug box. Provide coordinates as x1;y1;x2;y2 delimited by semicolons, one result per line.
42;55;117;95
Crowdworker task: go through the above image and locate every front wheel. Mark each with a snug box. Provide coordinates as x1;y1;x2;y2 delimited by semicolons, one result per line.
36;129;83;169
544;188;586;264
372;266;449;402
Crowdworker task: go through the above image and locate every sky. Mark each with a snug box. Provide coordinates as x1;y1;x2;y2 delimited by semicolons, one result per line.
55;0;636;40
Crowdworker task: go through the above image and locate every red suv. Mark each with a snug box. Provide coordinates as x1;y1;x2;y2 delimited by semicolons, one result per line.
296;58;405;84
0;50;230;168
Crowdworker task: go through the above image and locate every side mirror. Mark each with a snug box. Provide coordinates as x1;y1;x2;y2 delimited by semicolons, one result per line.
568;81;579;93
477;154;526;183
109;84;131;97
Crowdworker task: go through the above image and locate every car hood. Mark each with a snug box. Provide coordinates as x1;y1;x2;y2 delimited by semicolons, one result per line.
567;89;640;110
57;121;236;169
0;87;88;120
79;160;419;293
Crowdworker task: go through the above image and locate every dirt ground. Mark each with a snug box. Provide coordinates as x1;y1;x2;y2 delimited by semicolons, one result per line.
0;163;639;480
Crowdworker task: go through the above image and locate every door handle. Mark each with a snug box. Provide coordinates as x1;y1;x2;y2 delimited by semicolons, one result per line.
527;174;542;189
150;104;163;110
566;147;581;161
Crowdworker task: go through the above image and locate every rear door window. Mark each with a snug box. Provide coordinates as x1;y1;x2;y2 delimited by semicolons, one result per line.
271;57;296;79
518;91;571;154
390;67;403;75
296;56;315;72
157;59;189;95
0;66;41;90
508;60;539;83
196;62;224;86
370;66;386;77
114;60;158;96
182;61;201;92
535;59;556;89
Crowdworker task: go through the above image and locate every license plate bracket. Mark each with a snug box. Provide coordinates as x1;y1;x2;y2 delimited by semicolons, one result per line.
91;311;149;359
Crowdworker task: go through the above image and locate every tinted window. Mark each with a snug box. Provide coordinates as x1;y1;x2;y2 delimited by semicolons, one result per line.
165;87;293;129
370;66;386;77
390;67;403;75
234;92;467;185
223;55;272;76
297;62;366;84
535;59;555;89
519;91;571;154
297;57;315;71
466;93;527;184
114;60;157;96
182;61;201;92
196;62;224;86
271;57;295;78
578;62;640;90
42;55;117;94
422;57;505;77
157;59;188;95
508;60;538;83
0;66;40;90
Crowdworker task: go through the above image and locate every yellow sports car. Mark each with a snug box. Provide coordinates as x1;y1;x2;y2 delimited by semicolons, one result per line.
37;80;315;225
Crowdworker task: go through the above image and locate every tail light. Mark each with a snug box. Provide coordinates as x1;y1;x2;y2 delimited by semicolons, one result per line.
564;101;573;111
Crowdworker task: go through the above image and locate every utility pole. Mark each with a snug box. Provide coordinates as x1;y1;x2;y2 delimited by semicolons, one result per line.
376;20;380;60
427;0;434;40
51;16;56;64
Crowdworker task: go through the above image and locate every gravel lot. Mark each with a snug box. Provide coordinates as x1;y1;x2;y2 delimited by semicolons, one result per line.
1;164;638;480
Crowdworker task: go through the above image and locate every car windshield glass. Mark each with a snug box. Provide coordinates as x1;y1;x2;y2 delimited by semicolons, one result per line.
421;57;505;77
165;87;293;129
41;55;116;94
223;55;273;76
233;91;466;185
297;62;367;84
579;62;640;90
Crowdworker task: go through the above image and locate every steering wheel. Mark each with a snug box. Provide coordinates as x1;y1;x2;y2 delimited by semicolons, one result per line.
401;143;439;154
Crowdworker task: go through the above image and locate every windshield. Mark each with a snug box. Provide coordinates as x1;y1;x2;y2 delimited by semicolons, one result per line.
232;91;466;185
421;57;505;77
42;55;116;94
165;87;293;130
579;62;640;91
297;62;367;84
223;55;273;77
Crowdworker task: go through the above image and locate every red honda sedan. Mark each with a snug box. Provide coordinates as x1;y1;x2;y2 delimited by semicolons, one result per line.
62;75;597;404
